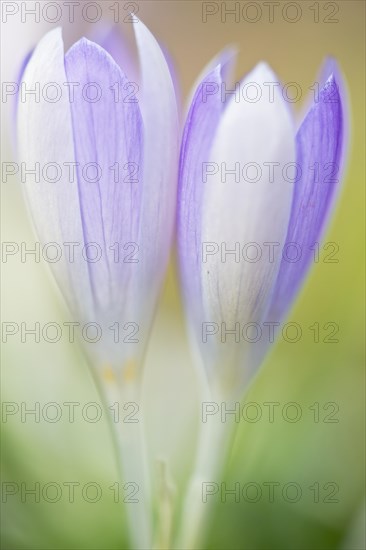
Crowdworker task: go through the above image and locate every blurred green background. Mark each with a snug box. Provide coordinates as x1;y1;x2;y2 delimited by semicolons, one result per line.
1;1;365;549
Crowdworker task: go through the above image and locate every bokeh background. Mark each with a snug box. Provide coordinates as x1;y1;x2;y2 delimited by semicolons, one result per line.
1;1;365;549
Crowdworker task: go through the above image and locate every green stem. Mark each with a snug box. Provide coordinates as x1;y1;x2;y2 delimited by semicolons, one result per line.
175;372;237;549
91;366;152;549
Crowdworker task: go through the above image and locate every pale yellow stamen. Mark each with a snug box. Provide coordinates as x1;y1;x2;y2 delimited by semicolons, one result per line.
102;365;116;382
123;359;138;382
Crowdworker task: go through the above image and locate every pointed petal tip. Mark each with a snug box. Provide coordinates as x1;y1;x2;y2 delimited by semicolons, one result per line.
66;36;98;55
132;14;151;39
21;26;65;87
220;44;239;59
246;60;278;83
319;57;349;112
133;15;176;102
321;56;343;85
45;26;63;39
34;26;63;51
216;44;238;70
236;61;296;130
65;35;125;77
319;57;350;168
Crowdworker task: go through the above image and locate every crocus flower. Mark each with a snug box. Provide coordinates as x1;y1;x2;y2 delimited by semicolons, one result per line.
178;56;347;402
17;23;179;379
177;55;347;549
16;22;179;550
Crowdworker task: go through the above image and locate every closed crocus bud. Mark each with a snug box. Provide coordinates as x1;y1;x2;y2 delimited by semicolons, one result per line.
178;56;347;402
177;53;347;549
17;22;179;550
17;23;178;381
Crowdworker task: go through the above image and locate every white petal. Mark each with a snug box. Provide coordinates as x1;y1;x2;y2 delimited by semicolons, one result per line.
133;19;179;313
200;62;296;391
17;28;94;320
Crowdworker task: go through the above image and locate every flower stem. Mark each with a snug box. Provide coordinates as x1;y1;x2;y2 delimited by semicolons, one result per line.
92;368;152;550
152;459;176;550
175;373;236;550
